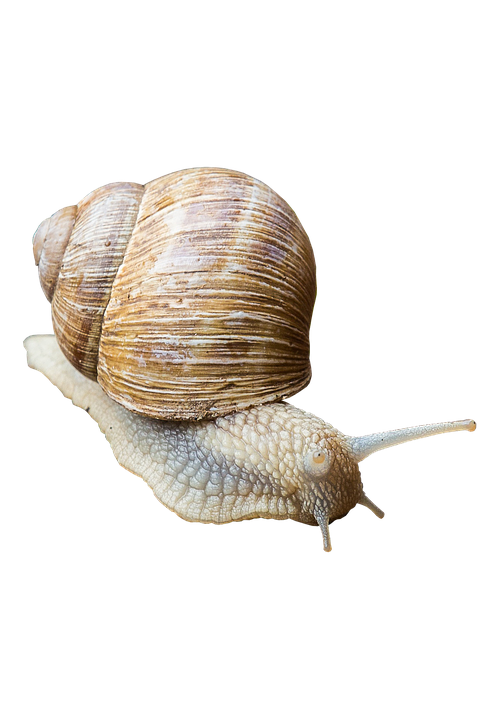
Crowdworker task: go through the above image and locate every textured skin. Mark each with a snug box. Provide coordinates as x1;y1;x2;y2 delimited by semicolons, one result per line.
25;335;363;528
24;335;475;553
134;405;361;525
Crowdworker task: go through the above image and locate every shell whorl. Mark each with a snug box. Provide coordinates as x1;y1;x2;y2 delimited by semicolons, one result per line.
50;182;144;379
34;168;316;420
33;206;77;301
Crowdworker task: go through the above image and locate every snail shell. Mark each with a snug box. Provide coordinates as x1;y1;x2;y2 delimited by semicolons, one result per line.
33;169;316;420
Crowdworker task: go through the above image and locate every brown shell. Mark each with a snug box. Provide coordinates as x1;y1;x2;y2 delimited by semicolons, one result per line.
34;168;316;420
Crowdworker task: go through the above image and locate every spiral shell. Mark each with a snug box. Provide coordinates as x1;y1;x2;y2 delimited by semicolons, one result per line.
34;168;316;420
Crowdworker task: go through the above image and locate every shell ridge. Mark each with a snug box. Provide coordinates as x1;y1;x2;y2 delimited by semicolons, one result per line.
95;183;147;366
51;183;145;379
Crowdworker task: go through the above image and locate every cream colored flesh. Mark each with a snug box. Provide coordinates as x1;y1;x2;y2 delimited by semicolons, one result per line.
25;336;474;550
24;335;361;535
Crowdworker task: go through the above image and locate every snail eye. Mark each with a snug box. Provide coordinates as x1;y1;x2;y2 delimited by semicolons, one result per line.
304;448;330;475
312;450;326;465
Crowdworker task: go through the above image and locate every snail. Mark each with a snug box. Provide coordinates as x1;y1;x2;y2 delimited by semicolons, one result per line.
26;167;476;552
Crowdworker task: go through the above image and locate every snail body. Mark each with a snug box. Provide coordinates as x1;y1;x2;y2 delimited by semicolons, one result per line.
27;168;475;552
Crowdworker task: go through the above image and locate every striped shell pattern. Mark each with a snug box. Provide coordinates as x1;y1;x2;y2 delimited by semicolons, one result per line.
33;168;316;420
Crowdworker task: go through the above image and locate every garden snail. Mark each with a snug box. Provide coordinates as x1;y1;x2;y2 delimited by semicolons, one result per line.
26;167;476;552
